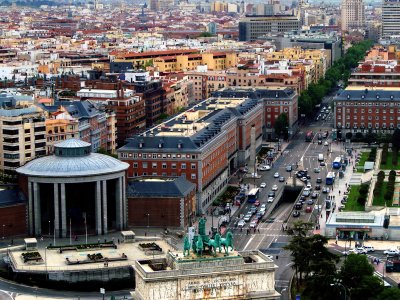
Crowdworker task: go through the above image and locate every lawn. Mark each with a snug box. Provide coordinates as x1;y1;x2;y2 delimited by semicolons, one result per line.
343;185;365;211
380;152;400;170
372;182;393;206
355;152;370;172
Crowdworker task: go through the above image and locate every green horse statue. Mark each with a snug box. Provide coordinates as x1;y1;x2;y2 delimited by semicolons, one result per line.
195;235;204;256
183;235;191;256
221;231;234;254
208;233;221;255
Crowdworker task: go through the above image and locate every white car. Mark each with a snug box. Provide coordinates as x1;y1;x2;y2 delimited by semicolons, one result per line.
237;220;246;228
258;165;271;171
272;184;278;191
260;204;267;210
384;249;400;256
355;247;367;254
250;220;258;228
260;182;267;188
267;197;274;203
363;245;375;252
259;208;266;215
324;141;329;146
274;172;280;178
306;183;312;189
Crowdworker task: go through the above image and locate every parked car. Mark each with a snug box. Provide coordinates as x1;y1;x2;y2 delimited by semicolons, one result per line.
316;178;322;183
294;203;303;210
363;245;375;252
250;206;257;214
260;204;266;210
292;211;300;217
302;190;311;197
244;214;252;222
272;184;278;191
260;182;266;188
268;191;275;197
301;176;308;182
254;200;260;206
307;199;314;205
267;197;274;203
311;192;319;199
305;206;313;213
274;172;280;178
315;185;321;190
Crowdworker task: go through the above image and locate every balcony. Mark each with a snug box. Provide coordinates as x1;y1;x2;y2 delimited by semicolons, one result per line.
78;123;90;131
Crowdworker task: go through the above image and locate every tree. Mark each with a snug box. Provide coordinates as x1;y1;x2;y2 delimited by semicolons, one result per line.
393;128;400;150
274;113;289;140
199;32;213;37
377;288;400;300
339;254;383;299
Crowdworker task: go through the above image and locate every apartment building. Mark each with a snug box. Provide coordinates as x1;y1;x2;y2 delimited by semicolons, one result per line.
185;71;227;101
45;118;79;154
0;95;46;173
238;15;300;42
153;52;237;73
333;86;400;136
341;0;365;32
382;0;400;38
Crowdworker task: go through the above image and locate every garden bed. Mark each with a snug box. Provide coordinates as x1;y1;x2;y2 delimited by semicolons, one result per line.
21;251;43;264
48;242;117;253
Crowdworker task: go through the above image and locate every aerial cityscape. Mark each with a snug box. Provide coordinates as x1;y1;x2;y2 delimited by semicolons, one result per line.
1;0;400;299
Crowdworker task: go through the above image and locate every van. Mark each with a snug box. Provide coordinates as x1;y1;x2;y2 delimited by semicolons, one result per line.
318;154;324;161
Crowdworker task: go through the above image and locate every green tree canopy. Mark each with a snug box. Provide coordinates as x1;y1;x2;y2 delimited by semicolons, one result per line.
392;128;400;149
377;288;400;300
274;113;289;139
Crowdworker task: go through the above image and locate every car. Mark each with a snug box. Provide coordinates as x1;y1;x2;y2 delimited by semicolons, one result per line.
306;183;312;189
321;115;326;120
342;249;357;255
316;177;322;183
258;165;271;171
292;211;300;217
268;191;275;197
260;204;266;210
318;140;322;145
272;184;278;191
315;185;321;190
322;187;328;193
306;174;311;179
355;247;368;254
256;212;263;220
240;167;249;173
314;167;321;173
311;192;319;199
301;176;308;182
238;219;246;228
300;195;306;201
250;206;257;214
267;197;274;203
324;141;329;146
320;161;326;166
250;220;258;228
254;200;260;206
274;172;280;178
384;249;400;256
303;190;311;197
260;182;267;188
279;176;285;182
363;246;375;252
294;202;303;210
286;165;292;172
244;214;252;222
305;206;313;213
296;172;303;178
307;199;314;205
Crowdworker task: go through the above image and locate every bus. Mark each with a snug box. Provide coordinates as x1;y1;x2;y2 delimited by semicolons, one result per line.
332;157;342;169
326;172;335;185
247;188;260;203
305;130;314;142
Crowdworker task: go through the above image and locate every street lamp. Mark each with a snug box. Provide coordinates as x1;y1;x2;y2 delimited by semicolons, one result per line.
146;213;150;228
2;224;5;239
330;282;347;300
48;220;51;237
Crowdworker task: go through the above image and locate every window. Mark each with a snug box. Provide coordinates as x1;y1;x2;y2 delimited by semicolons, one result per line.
191;163;196;169
191;173;196;179
181;163;186;169
162;172;167;176
162;163;167;169
143;154;147;159
172;163;176;169
152;154;157;159
152;172;157;176
152;163;157;169
133;163;138;168
142;162;148;168
133;153;138;158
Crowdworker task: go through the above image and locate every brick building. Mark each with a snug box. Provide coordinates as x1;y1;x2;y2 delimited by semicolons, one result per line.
0;188;27;237
126;176;196;228
333;86;400;136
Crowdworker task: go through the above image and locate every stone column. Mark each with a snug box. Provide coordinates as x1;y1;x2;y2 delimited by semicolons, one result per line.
122;176;126;229
102;180;108;234
28;181;33;236
115;177;123;230
53;183;59;238
249;125;256;177
95;181;102;235
33;182;41;235
60;183;67;238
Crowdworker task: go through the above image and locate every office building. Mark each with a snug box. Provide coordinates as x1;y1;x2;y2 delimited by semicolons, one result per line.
238;15;300;42
382;0;400;37
341;0;365;32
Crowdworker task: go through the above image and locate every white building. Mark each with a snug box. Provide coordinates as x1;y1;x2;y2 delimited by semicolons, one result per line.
382;0;400;38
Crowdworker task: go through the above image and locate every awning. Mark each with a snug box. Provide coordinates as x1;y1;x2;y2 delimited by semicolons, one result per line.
337;228;372;232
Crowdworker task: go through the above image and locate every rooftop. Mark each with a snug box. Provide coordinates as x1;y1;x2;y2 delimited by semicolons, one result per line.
335;86;400;102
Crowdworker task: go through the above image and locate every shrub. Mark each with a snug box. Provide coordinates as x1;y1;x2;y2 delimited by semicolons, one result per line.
359;184;369;195
357;196;367;206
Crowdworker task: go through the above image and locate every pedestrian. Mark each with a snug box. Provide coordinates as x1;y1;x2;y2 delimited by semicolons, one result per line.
117;238;120;244
339;190;341;195
11;239;13;245
258;228;260;233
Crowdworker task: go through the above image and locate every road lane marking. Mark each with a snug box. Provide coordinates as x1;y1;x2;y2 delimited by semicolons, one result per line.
243;235;255;250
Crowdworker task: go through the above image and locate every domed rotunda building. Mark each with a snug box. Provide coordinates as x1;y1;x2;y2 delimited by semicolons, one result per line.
17;139;129;237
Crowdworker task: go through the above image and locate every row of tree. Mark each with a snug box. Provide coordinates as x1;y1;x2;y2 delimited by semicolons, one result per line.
285;221;400;300
357;183;369;206
385;170;397;202
298;40;374;117
368;147;377;162
381;143;389;165
374;171;385;198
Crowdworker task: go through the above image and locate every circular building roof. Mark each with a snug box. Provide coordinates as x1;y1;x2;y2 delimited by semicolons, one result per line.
17;139;129;178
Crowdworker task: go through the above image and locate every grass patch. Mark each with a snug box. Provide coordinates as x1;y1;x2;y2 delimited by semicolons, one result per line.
343;185;365;211
380;152;400;170
372;182;394;206
356;152;370;172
